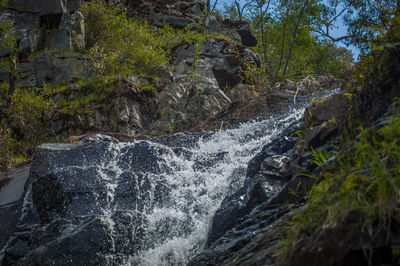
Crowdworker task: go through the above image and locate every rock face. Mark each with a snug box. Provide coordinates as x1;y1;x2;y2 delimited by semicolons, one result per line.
1;135;173;265
43;11;85;51
0;0;85;85
0;10;41;56
127;0;206;28
8;0;82;15
2;0;84;56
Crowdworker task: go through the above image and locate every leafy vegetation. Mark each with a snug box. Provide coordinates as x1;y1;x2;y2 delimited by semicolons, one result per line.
0;86;53;170
80;0;169;77
277;12;400;263
278;101;400;262
80;0;216;79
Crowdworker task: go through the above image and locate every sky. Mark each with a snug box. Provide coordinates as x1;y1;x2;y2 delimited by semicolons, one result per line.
213;0;361;60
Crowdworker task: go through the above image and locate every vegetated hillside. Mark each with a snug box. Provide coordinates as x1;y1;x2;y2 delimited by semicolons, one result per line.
276;13;400;265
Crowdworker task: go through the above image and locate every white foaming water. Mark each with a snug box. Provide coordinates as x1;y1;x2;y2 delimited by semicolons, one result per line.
120;106;306;265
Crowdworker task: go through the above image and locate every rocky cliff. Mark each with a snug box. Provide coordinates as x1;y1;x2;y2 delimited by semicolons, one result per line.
0;0;267;139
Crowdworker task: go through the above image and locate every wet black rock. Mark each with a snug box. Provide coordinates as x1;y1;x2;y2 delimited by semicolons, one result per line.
0;135;172;265
203;119;301;251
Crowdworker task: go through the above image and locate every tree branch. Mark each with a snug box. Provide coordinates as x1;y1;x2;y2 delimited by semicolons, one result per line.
316;28;353;43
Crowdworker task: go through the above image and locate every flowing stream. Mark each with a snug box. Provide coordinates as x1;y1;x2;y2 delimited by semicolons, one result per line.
112;102;308;265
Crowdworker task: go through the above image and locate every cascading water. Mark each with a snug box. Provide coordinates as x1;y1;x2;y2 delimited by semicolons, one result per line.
117;103;308;265
1;96;322;265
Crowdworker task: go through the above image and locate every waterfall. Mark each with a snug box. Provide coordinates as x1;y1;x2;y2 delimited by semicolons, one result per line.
1;98;312;266
115;105;307;265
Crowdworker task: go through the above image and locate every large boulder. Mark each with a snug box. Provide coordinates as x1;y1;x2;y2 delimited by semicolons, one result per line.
0;135;173;265
303;93;352;148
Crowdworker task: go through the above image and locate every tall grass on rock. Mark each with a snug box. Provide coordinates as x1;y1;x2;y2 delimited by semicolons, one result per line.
80;0;169;77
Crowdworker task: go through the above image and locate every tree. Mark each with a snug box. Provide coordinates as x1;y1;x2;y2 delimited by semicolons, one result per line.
248;0;327;78
222;0;253;20
317;0;399;52
207;0;220;13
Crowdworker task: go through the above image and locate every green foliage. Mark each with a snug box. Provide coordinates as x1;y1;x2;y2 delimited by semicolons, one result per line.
278;103;400;263
80;0;217;79
218;0;357;80
308;41;354;75
0;120;15;170
356;14;400;90
80;0;169;77
310;146;328;167
0;87;53;169
50;77;114;115
56;92;106;115
340;0;398;52
9;88;53;145
241;59;270;92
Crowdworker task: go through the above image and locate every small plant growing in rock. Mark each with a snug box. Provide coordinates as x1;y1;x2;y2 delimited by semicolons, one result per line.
241;59;271;93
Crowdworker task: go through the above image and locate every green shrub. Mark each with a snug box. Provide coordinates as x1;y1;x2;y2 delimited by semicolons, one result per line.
80;0;169;77
241;60;271;92
0;86;52;169
9;88;53;150
80;0;220;79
